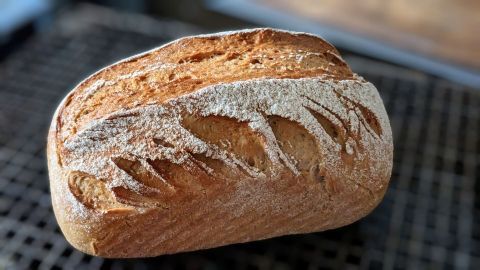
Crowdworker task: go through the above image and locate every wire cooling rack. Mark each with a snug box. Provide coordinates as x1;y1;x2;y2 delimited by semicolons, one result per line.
0;4;478;270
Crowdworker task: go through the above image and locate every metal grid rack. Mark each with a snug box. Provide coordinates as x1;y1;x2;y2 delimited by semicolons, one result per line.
0;4;479;270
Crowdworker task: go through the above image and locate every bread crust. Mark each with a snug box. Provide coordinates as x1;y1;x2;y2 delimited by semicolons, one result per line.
47;28;393;258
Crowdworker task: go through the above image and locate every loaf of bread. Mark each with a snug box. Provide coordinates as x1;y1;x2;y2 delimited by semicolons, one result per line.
47;28;393;258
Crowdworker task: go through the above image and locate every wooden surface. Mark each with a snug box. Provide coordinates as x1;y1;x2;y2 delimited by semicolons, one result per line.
257;0;480;70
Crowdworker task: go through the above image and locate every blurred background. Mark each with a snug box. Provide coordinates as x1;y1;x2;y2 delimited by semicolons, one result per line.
0;0;479;269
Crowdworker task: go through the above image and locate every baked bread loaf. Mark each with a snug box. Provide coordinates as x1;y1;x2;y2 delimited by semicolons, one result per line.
47;28;393;258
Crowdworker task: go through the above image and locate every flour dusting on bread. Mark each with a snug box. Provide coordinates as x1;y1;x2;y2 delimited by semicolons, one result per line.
62;77;391;211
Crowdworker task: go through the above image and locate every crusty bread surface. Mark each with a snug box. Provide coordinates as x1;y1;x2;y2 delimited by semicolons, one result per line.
47;28;393;258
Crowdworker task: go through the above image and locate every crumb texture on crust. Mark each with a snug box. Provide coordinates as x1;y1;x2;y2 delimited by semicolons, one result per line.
48;28;393;257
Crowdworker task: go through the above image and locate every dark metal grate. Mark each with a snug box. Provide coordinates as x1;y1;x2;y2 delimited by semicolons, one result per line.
0;4;479;270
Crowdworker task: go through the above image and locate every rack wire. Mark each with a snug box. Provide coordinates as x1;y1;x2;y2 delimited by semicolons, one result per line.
0;4;478;270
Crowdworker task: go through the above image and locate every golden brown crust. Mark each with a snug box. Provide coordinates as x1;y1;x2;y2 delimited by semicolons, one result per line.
48;28;392;258
57;29;353;143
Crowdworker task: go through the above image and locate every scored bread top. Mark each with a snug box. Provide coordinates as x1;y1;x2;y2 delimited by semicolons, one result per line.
50;28;392;223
